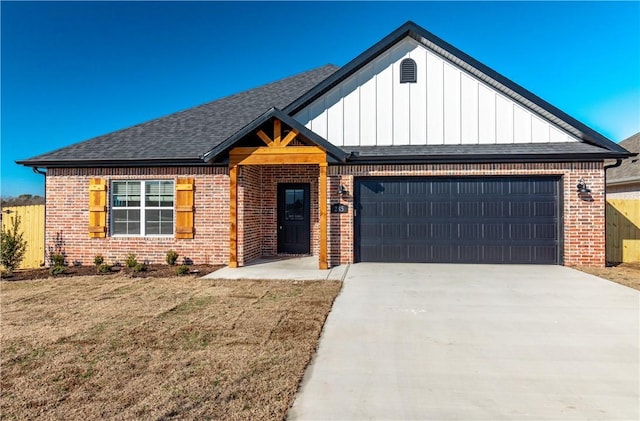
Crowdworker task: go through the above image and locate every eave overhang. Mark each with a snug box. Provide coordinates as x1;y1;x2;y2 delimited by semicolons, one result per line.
15;158;216;168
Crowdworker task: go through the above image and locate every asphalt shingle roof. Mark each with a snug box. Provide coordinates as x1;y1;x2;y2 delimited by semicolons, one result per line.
607;133;640;182
18;65;339;165
345;143;620;163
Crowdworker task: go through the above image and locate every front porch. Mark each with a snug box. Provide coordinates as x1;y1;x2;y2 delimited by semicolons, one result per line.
204;110;350;270
203;255;349;280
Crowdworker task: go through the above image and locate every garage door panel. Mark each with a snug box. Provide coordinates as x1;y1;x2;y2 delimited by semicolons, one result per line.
355;177;560;264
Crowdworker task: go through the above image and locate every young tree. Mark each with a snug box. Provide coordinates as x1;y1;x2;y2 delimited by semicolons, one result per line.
1;215;27;275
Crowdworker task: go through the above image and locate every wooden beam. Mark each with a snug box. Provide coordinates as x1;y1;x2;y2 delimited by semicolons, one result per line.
229;146;327;166
319;162;328;270
280;129;299;148
256;130;273;147
229;165;238;268
273;119;281;146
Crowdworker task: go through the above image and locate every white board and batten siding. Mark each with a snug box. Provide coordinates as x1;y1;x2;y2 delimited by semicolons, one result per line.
294;37;580;147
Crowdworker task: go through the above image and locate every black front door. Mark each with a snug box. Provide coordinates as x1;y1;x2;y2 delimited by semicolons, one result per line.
278;183;311;254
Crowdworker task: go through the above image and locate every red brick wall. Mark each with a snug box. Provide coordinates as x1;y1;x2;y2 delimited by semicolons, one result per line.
261;165;320;257
327;162;606;267
46;167;229;266
46;161;606;269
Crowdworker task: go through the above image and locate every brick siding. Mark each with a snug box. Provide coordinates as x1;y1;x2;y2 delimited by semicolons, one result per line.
46;161;606;269
46;167;229;266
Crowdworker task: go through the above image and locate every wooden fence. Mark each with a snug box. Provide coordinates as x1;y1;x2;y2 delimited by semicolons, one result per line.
1;205;45;269
606;199;640;263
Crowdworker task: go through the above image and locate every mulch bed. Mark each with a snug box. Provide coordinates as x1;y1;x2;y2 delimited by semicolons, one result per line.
1;264;223;282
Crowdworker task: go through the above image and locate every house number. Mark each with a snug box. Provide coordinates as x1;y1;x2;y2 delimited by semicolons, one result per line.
331;203;348;213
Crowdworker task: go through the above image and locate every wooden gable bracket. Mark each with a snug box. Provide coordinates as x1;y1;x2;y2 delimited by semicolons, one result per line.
256;119;299;148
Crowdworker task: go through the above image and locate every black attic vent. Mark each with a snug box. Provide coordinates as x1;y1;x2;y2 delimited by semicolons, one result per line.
400;58;417;83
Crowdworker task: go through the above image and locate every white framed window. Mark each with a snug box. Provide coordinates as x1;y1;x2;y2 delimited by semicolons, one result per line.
111;180;174;236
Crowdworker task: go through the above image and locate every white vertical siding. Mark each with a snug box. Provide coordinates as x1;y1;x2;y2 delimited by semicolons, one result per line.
410;48;427;144
326;89;343;146
342;76;360;146
461;73;479;144
426;51;444;144
478;84;496;144
443;63;461;145
495;94;514;143
375;53;393;145
294;37;581;146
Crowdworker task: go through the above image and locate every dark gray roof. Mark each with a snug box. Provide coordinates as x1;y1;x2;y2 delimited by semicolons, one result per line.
346;143;622;163
607;133;640;183
17;65;339;166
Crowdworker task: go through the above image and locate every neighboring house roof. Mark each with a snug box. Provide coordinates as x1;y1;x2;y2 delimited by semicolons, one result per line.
17;21;633;168
17;65;339;167
607;132;640;184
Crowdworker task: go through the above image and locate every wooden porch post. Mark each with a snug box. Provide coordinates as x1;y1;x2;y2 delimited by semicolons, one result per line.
319;162;328;270
229;165;238;268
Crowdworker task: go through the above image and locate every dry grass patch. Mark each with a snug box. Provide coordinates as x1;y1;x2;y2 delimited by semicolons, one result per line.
575;262;640;291
1;275;341;420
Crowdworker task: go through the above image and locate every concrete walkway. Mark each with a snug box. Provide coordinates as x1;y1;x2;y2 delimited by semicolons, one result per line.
289;264;640;420
203;256;349;281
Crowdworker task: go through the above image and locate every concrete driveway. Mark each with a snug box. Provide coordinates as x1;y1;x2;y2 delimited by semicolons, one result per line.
288;264;639;420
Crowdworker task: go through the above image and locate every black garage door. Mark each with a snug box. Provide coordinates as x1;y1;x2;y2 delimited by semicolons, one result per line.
355;177;561;264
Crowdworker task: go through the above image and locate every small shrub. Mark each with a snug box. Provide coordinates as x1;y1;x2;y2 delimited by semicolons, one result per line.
132;263;147;273
176;265;190;276
96;263;111;274
49;265;66;276
46;231;66;267
94;254;104;266
51;253;65;267
166;250;179;265
125;253;138;268
0;214;27;275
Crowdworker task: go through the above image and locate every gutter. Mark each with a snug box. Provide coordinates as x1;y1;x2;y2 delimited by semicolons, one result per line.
344;153;633;165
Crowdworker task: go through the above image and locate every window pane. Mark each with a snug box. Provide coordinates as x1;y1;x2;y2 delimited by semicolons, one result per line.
113;181;140;207
113;209;140;235
145;209;173;235
285;188;304;221
160;181;174;207
146;181;174;207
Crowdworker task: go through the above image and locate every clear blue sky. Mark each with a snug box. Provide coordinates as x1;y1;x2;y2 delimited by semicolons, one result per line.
2;1;639;197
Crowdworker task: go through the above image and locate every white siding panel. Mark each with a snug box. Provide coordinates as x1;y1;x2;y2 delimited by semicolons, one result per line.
478;84;496;144
443;63;460;144
342;76;360;146
359;65;377;146
410;48;427;144
550;125;570;142
496;94;514;143
309;100;327;139
426;51;444;144
375;54;393;145
513;105;532;143
393;64;411;145
460;73;478;144
326;89;344;146
531;115;550;143
294;37;583;147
